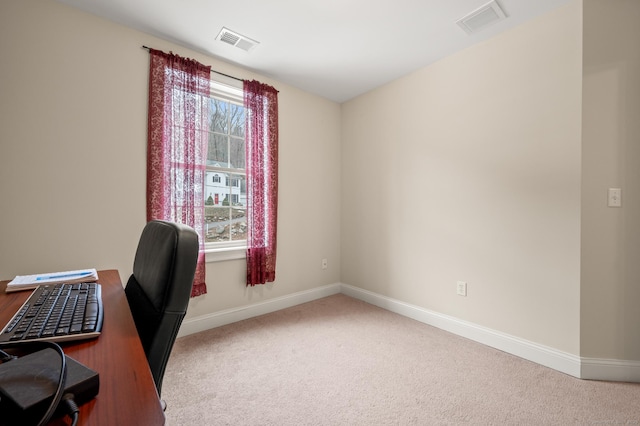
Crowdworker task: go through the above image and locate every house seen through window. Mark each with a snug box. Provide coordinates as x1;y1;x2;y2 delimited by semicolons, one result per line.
204;83;246;246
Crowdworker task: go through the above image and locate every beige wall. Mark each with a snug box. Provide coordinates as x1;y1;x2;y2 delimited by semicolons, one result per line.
341;1;583;354
581;0;640;359
0;0;342;317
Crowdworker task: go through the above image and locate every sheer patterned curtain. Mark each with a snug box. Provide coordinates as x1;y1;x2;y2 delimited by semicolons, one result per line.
244;80;279;286
147;49;209;297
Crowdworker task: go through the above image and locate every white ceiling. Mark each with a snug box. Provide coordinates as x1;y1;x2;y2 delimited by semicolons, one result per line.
55;0;571;103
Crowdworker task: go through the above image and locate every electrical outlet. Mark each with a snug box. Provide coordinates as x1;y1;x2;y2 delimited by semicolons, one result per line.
456;281;467;296
608;188;622;207
321;258;328;269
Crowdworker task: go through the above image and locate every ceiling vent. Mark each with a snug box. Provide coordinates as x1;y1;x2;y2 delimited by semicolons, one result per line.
216;27;259;52
456;0;507;34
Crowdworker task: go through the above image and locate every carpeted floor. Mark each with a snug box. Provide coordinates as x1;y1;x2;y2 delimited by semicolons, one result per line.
163;294;640;425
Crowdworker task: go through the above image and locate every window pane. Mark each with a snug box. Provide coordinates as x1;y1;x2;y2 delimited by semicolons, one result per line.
205;206;230;242
230;104;245;138
210;99;228;133
208;133;228;165
230;205;247;241
229;173;246;241
229;173;246;206
230;136;245;170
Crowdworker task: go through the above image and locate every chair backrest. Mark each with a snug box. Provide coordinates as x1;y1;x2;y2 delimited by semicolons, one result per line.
125;220;198;396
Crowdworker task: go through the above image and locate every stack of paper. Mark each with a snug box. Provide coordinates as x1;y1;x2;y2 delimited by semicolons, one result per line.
5;268;98;293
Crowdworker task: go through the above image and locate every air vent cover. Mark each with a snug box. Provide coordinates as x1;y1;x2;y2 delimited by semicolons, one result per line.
456;0;507;34
216;27;259;52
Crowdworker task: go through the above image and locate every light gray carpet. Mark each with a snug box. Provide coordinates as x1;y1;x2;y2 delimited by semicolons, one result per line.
163;294;640;425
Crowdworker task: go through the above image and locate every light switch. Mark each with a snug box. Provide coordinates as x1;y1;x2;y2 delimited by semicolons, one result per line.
608;188;622;207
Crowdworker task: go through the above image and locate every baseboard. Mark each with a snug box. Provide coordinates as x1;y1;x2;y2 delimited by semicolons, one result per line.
580;357;640;382
339;284;583;379
179;281;640;382
179;283;342;337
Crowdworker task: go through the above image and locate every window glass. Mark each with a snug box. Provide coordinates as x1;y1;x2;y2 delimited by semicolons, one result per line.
204;85;246;246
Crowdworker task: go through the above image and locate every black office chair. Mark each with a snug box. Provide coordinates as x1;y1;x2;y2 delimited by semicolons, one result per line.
125;220;199;399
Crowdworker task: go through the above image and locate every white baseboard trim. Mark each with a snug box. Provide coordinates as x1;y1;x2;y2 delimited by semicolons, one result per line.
339;284;583;379
179;283;342;337
179;281;640;382
581;357;640;382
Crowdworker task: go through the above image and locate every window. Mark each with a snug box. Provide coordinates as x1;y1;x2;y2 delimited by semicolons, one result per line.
147;49;277;283
204;81;247;249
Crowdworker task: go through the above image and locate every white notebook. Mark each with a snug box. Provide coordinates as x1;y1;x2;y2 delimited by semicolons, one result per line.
5;268;98;293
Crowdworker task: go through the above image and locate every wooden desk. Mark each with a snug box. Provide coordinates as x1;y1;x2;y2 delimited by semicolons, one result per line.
0;270;165;425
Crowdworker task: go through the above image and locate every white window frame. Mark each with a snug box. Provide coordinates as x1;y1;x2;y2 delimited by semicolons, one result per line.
205;77;246;263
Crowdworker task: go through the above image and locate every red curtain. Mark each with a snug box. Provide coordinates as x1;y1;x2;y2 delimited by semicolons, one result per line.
147;49;209;297
244;80;279;286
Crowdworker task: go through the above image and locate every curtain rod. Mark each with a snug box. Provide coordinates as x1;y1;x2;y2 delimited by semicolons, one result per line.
142;45;244;83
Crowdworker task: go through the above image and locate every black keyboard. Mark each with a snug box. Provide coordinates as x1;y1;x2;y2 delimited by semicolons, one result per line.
0;282;103;344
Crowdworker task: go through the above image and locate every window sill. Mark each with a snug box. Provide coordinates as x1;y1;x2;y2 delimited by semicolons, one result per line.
205;246;246;263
